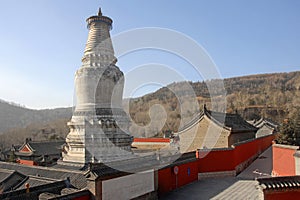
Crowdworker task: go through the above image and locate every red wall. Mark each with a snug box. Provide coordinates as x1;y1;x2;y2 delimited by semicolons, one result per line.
17;159;37;166
133;138;170;143
20;145;31;152
198;150;235;172
158;135;275;196
272;144;298;176
158;160;199;195
264;190;300;200
198;135;275;173
234;134;274;168
73;195;91;200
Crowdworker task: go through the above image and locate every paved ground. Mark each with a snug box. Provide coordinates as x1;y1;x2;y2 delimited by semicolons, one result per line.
237;146;272;180
160;147;272;200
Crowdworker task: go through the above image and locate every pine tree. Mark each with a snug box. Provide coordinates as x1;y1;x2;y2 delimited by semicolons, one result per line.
294;111;300;145
7;150;16;162
277;110;300;146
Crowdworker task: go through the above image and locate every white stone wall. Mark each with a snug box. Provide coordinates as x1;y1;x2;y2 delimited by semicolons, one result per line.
294;151;300;175
102;170;154;200
198;170;236;179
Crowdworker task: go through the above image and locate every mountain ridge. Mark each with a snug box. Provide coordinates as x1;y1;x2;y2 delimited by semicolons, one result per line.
0;70;299;147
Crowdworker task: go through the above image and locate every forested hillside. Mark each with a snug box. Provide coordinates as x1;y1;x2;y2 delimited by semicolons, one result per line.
127;71;300;137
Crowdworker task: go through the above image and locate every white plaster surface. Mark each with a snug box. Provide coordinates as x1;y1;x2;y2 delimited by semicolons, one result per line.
295;151;300;175
102;170;154;200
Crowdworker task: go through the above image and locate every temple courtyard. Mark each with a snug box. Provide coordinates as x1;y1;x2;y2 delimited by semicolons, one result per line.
161;147;272;200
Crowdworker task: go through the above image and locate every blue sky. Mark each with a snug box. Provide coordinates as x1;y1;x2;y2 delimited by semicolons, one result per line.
0;0;299;109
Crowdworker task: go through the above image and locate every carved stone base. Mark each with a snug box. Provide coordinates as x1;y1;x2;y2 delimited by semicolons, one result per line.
63;114;133;164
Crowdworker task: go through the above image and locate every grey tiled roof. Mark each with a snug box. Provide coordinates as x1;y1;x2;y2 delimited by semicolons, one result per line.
0;168;60;193
39;189;91;200
85;155;159;178
0;180;67;200
17;140;65;156
205;109;258;132
247;118;278;138
0;168;12;182
178;110;204;132
256;126;274;138
0;161;91;200
253;118;279;129
0;170;27;192
178;106;258;133
53;161;87;171
24;176;55;188
258;176;300;190
0;161;87;189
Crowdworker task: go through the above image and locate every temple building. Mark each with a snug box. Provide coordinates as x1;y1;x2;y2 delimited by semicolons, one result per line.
248;118;278;138
62;9;133;164
14;139;64;166
178;105;258;152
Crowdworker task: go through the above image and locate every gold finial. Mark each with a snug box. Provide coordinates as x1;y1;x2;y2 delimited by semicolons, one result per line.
98;8;102;16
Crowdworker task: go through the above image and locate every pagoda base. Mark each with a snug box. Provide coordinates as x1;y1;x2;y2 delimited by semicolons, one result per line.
62;115;133;164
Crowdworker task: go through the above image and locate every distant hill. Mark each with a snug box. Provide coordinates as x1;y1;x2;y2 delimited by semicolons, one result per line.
0;71;299;147
0;118;70;149
0;99;72;133
127;71;300;137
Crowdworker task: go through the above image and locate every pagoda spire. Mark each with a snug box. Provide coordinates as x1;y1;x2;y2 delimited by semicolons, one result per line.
98;8;102;16
83;7;116;66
